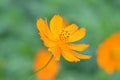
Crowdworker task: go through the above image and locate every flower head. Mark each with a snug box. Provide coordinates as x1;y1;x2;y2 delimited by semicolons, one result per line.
97;32;120;74
34;49;60;80
36;15;91;62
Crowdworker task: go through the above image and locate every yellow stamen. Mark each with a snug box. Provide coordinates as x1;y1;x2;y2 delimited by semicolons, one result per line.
59;30;71;41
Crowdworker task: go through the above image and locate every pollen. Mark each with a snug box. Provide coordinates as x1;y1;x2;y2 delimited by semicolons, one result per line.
59;30;71;41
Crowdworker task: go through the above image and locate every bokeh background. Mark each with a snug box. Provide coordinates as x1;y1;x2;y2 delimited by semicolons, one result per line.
0;0;120;80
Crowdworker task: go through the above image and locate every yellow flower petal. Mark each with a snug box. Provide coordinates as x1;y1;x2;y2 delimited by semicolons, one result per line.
48;47;61;61
37;18;57;41
64;24;78;34
68;27;86;42
40;33;56;47
36;18;50;35
116;62;120;70
114;58;120;70
50;15;64;38
67;44;89;51
70;51;91;59
63;48;91;59
97;55;109;68
61;49;80;62
104;62;114;74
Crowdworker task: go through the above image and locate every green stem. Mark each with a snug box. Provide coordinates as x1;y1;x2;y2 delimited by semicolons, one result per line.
27;54;54;80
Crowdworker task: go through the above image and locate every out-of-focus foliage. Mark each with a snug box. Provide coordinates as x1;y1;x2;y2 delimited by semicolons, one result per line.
0;0;120;80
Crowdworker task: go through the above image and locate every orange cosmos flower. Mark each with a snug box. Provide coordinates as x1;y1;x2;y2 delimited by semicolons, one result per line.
36;15;91;62
34;49;60;80
97;32;120;74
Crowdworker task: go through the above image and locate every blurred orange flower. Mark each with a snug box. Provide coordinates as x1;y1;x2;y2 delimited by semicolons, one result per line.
34;49;60;80
36;15;91;62
97;32;120;74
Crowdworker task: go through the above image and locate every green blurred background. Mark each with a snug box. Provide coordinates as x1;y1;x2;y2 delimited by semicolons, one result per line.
0;0;120;80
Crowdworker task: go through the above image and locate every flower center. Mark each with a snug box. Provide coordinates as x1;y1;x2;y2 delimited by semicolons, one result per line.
111;48;120;61
59;30;71;41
